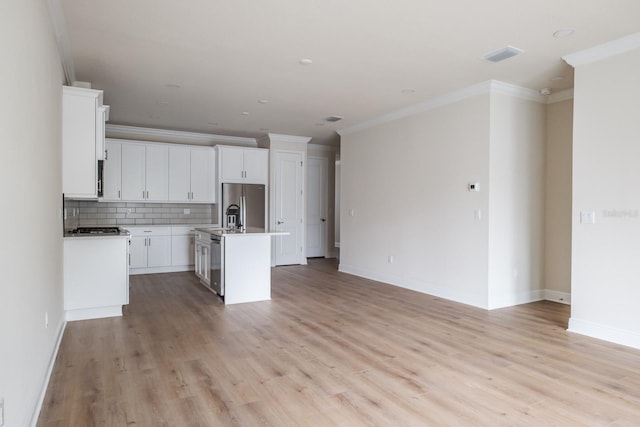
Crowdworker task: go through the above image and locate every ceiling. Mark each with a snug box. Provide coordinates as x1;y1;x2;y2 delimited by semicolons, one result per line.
57;0;640;146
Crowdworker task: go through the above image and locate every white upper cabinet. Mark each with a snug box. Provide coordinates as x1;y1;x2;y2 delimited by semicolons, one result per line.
102;139;122;201
62;86;109;198
168;146;215;203
218;146;268;184
121;142;169;201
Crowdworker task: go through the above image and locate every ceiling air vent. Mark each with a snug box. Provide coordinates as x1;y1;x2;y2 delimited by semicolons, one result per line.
483;46;523;63
325;115;344;122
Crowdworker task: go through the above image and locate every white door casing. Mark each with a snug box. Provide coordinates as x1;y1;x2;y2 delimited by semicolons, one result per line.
306;156;328;258
274;150;304;265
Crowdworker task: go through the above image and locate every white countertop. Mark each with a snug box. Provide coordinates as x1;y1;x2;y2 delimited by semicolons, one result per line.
195;227;289;237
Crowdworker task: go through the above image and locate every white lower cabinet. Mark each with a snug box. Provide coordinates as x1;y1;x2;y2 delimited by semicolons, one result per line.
194;231;210;284
125;225;216;275
127;227;172;273
63;236;129;321
171;226;197;267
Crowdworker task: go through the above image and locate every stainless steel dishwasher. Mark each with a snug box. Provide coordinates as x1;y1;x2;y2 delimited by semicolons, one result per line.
210;234;224;297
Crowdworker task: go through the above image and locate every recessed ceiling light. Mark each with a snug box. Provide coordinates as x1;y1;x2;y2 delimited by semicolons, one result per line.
241;111;249;115
553;29;575;38
165;83;181;89
299;58;313;65
483;46;524;63
401;89;416;94
258;99;269;104
550;76;565;81
325;115;343;122
539;88;552;96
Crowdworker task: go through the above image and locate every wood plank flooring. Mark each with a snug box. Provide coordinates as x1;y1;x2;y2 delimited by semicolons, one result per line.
38;259;640;426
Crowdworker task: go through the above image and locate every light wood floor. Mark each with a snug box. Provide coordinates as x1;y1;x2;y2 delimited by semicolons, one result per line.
39;259;640;426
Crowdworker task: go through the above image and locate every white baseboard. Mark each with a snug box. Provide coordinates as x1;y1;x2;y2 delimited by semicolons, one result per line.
338;263;488;309
544;289;571;305
568;317;640;350
338;263;571;310
30;319;67;427
129;265;193;275
488;290;545;310
65;305;122;321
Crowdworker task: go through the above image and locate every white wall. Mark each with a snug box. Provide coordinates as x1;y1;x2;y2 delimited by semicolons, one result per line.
544;99;573;301
487;93;546;309
340;94;492;308
0;1;65;425
569;47;640;349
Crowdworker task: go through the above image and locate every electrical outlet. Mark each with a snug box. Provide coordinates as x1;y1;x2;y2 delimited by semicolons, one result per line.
388;255;394;264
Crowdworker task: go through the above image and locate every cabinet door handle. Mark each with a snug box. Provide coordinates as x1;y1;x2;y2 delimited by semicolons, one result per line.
321;218;326;222
146;191;149;199
142;191;145;199
118;190;121;199
277;220;284;225
105;149;108;160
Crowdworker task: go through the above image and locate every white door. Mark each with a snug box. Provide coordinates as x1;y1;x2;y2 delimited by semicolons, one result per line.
306;156;328;258
147;235;172;267
243;149;269;183
190;148;215;202
168;146;190;202
145;145;169;201
219;146;245;182
274;151;304;265
121;144;146;201
129;236;148;268
103;141;122;201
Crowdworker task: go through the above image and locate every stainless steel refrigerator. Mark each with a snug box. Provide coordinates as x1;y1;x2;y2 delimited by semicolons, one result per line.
221;183;266;230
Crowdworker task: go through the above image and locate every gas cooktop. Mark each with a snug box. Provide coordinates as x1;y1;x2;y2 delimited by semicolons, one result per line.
69;227;122;235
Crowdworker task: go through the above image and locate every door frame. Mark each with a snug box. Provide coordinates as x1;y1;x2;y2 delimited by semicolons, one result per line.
306;155;328;258
270;149;306;266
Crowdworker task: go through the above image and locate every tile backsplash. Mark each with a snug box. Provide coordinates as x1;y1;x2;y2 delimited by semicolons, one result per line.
64;200;217;230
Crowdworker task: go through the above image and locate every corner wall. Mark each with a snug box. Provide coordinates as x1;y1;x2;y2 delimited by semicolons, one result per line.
340;94;492;308
487;93;546;309
0;0;65;425
544;99;573;302
569;47;640;349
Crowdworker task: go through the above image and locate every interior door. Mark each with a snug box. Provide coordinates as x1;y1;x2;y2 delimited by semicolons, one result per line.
306;156;328;258
274;151;304;265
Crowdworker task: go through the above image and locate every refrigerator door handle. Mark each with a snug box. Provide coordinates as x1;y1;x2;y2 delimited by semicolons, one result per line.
240;195;247;231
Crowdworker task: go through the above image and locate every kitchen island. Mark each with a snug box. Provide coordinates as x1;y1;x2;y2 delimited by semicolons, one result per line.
195;227;287;305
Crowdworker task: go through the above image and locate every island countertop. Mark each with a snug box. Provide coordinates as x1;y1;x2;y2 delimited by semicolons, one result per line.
195;227;289;237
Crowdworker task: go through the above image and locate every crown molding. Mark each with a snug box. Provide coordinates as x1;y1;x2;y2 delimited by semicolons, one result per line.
267;133;312;144
46;0;75;85
338;80;547;137
489;80;546;103
105;124;258;147
547;88;574;104
308;143;337;152
563;32;640;67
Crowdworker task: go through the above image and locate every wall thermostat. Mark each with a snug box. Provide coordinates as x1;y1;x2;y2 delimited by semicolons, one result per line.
468;182;480;192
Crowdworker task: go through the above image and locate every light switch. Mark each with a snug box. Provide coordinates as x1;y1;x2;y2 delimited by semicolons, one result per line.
580;211;595;224
349;209;355;217
474;209;482;220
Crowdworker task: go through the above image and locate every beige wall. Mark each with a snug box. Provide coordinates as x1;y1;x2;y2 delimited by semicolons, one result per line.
488;93;546;308
340;94;492;308
544;99;573;299
569;48;640;349
0;0;65;424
